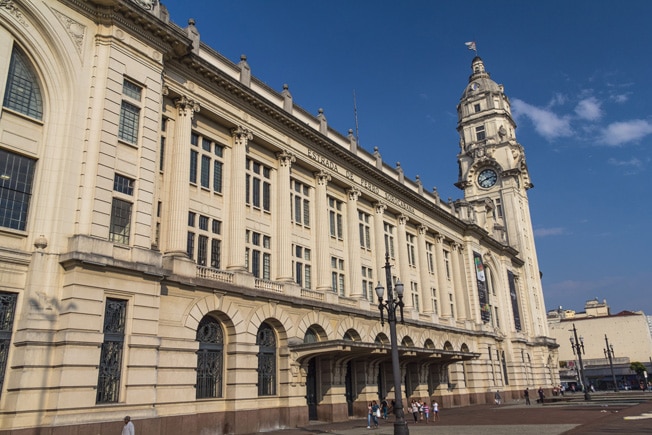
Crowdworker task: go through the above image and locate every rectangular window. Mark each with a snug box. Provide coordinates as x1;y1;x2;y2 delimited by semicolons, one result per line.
444;250;451;279
431;288;438;314
291;179;310;227
475;125;486;141
113;174;134;195
0;148;36;231
188;214;222;268
247;230;271;279
191;133;224;193
109;198;132;244
384;223;395;259
96;298;127;403
331;256;345;296
411;281;419;311
293;244;312;289
406;233;416;267
328;196;344;240
359;211;371;250
118;79;142;144
474;103;481;113
0;291;18;399
426;242;435;274
246;158;272;212
362;266;374;302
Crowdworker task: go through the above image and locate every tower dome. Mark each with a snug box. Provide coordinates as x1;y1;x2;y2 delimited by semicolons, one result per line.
460;56;502;100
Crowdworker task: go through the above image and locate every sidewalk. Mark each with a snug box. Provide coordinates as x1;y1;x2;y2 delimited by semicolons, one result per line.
259;397;652;435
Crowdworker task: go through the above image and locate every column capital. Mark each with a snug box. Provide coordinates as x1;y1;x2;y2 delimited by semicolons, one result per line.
451;241;464;252
231;125;253;144
373;202;386;215
175;95;200;116
347;187;361;202
398;214;409;226
276;150;296;167
433;233;445;243
418;225;429;236
315;170;331;185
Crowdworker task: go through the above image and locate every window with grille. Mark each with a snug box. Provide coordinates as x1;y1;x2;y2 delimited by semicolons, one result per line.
0;148;35;231
290;179;310;227
292;244;311;289
331;256;345;296
328;196;343;240
196;316;223;399
118;79;142;144
3;46;43;120
361;266;374;302
358;211;371;250
257;323;276;396
0;292;17;399
109;174;134;245
187;211;221;268
383;223;395;259
96;298;127;403
189;132;224;193
245;158;271;212
475;125;486;141
246;230;271;279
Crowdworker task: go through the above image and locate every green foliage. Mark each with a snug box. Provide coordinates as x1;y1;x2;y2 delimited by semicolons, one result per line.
630;361;646;375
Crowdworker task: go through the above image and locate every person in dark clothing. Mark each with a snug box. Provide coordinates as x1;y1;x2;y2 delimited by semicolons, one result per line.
524;387;531;405
537;387;545;404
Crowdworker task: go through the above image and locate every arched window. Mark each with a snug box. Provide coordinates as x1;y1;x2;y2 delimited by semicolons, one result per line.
257;322;276;396
3;46;43;120
196;316;223;399
304;327;318;344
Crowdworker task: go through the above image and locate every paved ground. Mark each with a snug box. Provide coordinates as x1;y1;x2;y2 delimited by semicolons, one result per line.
258;395;652;435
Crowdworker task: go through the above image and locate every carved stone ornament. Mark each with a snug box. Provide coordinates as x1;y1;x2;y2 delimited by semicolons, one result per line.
52;9;86;55
0;0;28;27
131;0;156;10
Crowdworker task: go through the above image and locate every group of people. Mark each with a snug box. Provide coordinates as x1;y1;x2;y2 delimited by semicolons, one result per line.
367;398;440;428
409;399;439;423
522;387;546;405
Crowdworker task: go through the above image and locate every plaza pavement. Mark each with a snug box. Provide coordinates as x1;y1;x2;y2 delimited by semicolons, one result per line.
258;393;652;435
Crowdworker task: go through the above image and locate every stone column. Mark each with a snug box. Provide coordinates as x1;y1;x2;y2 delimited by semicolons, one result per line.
276;150;295;281
373;202;387;281
346;188;363;298
226;126;252;271
451;242;468;321
434;233;452;318
314;171;332;291
165;96;199;256
396;215;412;308
417;225;432;313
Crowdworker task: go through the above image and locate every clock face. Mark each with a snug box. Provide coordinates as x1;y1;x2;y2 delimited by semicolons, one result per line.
478;169;498;188
470;82;480;91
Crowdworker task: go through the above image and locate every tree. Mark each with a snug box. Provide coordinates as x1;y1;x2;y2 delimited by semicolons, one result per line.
630;362;647;389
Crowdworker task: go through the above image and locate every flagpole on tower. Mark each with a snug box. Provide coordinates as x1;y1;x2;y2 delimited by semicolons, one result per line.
465;41;478;56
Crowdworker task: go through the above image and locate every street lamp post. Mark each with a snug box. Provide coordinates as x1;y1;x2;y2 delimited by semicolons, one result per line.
375;253;409;435
569;323;591;401
603;335;618;392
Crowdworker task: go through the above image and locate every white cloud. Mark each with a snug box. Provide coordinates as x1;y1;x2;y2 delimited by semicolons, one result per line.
549;92;567;107
607;157;642;168
512;99;573;140
534;227;565;237
610;94;629;103
574;97;602;121
599;119;652;146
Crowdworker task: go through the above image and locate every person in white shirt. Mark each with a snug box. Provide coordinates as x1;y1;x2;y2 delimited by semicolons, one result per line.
122;416;135;435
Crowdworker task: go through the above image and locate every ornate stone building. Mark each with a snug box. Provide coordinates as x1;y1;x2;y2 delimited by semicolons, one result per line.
0;0;557;433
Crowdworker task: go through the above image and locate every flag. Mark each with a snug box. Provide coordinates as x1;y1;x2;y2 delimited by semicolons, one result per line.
465;41;477;52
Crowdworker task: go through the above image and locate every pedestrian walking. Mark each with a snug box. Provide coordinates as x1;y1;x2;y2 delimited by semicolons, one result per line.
423;400;430;422
524;387;531;405
537;386;545;404
432;401;439;421
411;399;419;423
494;390;502;405
371;400;380;428
367;402;373;428
122;416;135;435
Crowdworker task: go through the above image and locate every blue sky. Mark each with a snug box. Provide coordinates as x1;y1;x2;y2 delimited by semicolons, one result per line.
161;0;652;315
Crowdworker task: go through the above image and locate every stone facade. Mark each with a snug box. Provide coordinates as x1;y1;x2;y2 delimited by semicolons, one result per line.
0;1;557;434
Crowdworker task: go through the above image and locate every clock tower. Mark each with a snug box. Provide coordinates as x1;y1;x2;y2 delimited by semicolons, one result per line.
455;56;547;336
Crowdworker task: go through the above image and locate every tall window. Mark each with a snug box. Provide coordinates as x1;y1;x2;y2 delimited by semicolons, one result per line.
358;211;371;250
189;133;224;193
328;196;343;240
293;244;311;289
426;242;435;274
494;198;503;218
384;223;395;259
159;117;168;172
96;298;127;403
246;230;271;279
196;316;223;399
406;233;416;267
118;79;142;145
257;323;276;396
331;256;345;296
291;179;310;227
3;46;43;120
431;288;438;314
475;125;486;141
109;174;134;244
444;250;451;279
0;148;35;231
246;158;271;212
0;292;17;399
411;281;419;311
187;212;222;268
361;266;374;302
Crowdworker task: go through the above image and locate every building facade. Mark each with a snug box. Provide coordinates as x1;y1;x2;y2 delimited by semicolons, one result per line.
548;300;652;390
0;1;557;433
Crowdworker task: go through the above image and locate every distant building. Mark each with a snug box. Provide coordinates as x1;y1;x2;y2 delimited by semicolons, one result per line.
0;0;556;433
548;299;652;390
